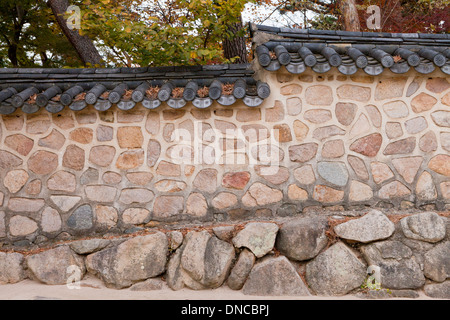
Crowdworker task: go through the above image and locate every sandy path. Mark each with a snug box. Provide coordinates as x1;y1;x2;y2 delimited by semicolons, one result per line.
0;275;435;300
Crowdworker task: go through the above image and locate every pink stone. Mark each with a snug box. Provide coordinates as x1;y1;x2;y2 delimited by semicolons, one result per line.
371;162;394;184
193;168;218;193
52;110;75;130
425;78;450;94
126;172;153;186
335;102;357;126
156;160;181;177
287;184;308;201
374;77;407;101
293;165;316;185
85;185;117;202
153;196;184;219
440;182;450;199
273;124;292;142
347;155;369;181
349;133;382;157
419;131;438;153
313;185;344;203
222;171;250;190
147;139;161;167
145;111;160;135
428;155;450;177
0;151;22;170
41;207;62;233
383;137;416;155
378;181;411;199
69;127;93;144
385;122;403;139
122;208;150;225
162;109;185;120
89;145;116;167
304;109;332;124
8;198;45;212
119;188;154;204
349;114;371;138
102;171;122;184
336;85;371;102
416;171;437;200
25;179;42;195
116;149;144;170
4;169;28;193
305;85;333;105
186;193;208;217
38;129;66;150
117;126;144;148
265;100;285;122
411;93;437;113
94;205;118;228
28;150;58;175
26;114;50;134
364;105;382;128
255;166;290;185
9;215;38;236
392;156;423;184
2;114;24;131
243;182;283;206
154;179;186;193
280;84;302;95
293;120;309;141
236;108;261;122
312;125;345;141
322;139;345;158
47;171;77;192
212;192;238;210
286;97;302;116
289;143;318;162
349;181;373;202
4;134;34;156
63;145;85;171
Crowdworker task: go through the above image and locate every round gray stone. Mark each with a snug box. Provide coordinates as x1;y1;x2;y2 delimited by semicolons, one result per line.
317;161;349;187
67;204;94;230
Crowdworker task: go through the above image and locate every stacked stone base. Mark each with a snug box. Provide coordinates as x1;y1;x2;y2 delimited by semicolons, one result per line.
0;210;449;299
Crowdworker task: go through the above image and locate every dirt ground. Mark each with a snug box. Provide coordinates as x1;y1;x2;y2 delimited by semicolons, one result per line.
0;275;437;300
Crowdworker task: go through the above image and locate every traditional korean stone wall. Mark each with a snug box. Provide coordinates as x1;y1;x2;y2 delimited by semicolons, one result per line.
0;69;449;245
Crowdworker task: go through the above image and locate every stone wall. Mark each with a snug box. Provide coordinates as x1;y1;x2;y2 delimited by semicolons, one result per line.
0;69;449;245
0;210;449;298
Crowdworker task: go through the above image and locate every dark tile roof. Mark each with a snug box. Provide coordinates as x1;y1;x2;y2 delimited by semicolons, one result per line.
0;64;270;114
251;24;450;76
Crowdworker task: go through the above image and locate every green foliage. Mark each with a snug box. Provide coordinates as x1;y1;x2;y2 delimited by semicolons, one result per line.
73;0;253;67
0;0;83;67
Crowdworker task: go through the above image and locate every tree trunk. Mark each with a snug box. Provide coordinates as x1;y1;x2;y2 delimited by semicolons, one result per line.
47;0;104;66
339;0;361;31
222;16;248;64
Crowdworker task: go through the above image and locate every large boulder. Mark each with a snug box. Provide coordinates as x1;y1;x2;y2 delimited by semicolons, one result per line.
166;230;235;290
275;217;328;261
242;256;310;296
360;240;425;289
26;246;85;285
306;242;367;296
0;252;25;284
424;281;450;299
400;212;446;243
423;241;450;282
232;222;279;258
334;210;395;243
227;249;256;290
86;232;168;288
